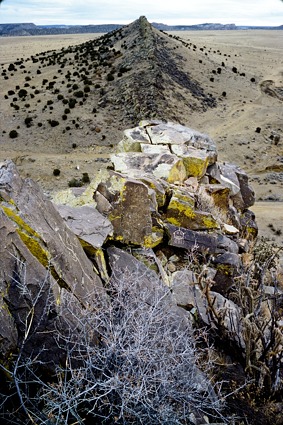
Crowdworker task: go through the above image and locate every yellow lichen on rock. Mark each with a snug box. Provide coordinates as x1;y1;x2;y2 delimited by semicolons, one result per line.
182;155;209;179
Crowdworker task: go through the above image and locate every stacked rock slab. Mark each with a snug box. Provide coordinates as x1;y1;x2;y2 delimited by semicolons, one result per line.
108;120;256;248
53;120;257;296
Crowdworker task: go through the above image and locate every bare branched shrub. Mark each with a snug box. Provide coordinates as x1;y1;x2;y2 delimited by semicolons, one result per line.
198;238;283;399
0;261;226;424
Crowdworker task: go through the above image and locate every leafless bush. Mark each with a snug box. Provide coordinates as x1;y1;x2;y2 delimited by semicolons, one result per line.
0;260;226;424
198;239;283;398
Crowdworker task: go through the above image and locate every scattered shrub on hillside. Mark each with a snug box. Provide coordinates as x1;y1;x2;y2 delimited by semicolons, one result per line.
82;172;90;184
68;177;83;187
48;119;59;128
8;63;16;72
18;89;28;98
53;168;61;176
68;98;77;108
9;130;18;139
24;117;33;128
73;90;84;98
106;73;114;81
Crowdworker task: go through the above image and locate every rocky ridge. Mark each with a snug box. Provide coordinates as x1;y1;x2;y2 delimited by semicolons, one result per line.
1;121;282;423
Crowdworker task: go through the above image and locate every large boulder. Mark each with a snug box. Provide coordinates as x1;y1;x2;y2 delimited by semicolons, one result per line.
0;161;105;308
94;171;161;247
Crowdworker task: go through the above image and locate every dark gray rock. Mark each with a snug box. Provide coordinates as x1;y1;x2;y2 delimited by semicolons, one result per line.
166;223;239;254
0;160;105;308
55;204;113;250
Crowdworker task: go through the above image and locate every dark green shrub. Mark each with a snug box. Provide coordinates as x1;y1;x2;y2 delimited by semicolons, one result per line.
68;178;83;187
18;89;28;98
8;63;16;71
24;117;33;127
48;119;59;127
74;91;84;98
69;98;77;108
82;172;90;184
9;130;18;138
53;168;61;176
106;73;114;81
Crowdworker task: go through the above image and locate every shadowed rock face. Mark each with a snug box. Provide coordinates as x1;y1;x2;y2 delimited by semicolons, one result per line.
111;16;217;122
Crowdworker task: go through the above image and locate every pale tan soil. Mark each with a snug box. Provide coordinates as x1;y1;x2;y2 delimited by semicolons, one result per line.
0;29;282;246
0;34;102;64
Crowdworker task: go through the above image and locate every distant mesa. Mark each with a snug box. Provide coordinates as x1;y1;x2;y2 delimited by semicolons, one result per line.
1;18;282;37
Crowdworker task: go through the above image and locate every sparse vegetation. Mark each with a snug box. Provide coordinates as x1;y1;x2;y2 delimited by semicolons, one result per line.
9;129;18;138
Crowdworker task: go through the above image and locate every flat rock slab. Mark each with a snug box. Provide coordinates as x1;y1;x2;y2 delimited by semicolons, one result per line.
55;204;113;250
166;223;238;254
142;121;217;153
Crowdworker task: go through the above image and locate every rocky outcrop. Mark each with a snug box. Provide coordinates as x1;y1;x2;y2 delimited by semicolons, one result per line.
0;161;106;362
52;121;257;295
0;121;259;398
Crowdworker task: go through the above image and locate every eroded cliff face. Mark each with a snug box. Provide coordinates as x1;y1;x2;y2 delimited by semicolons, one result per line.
0;122;282;424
